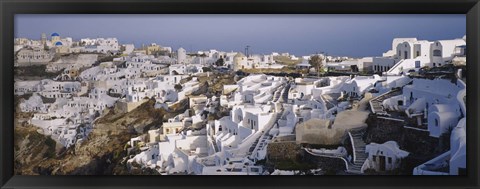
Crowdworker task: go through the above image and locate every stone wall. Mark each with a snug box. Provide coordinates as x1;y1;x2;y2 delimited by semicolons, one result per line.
364;114;445;174
365;115;405;144
303;153;347;174
402;128;440;157
365;114;441;156
117;99;149;114
267;141;301;162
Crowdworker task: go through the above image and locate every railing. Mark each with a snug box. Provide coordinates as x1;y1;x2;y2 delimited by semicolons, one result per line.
368;88;402;115
248;112;279;160
386;59;404;75
348;132;356;163
304;148;350;171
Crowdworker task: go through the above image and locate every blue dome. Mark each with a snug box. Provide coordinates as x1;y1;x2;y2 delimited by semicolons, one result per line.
55;41;63;46
51;33;60;37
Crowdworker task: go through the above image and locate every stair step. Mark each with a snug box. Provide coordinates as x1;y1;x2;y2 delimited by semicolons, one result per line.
355;156;367;160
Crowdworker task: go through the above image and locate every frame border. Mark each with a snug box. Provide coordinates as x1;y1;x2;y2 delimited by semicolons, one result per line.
1;0;479;188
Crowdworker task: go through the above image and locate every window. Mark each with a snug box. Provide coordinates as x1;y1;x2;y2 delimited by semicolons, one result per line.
388;157;392;164
415;61;421;68
433;49;442;57
435;119;439;127
372;155;376;162
416;51;420;57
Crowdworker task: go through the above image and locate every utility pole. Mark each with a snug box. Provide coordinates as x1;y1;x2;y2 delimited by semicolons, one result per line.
245;45;250;57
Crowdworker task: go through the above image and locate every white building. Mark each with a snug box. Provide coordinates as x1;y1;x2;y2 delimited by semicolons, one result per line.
16;47;52;64
362;141;409;173
384;36;466;75
430;39;466;67
177;47;187;64
122;44;135;54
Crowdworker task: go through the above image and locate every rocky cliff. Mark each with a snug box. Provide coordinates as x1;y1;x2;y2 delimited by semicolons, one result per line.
14;98;188;175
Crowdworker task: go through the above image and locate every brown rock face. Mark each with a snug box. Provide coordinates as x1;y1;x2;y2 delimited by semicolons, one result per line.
14;98;188;175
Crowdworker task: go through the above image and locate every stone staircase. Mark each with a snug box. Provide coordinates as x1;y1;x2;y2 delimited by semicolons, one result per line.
211;135;220;153
346;129;368;174
272;85;283;102
369;88;402;115
386;59;405;75
280;83;290;103
248;112;282;155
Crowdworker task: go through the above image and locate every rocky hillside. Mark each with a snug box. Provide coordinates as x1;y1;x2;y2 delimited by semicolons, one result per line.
14;97;189;175
14;124;59;175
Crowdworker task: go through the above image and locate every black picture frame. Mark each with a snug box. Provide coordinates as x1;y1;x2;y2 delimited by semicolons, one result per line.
1;0;479;188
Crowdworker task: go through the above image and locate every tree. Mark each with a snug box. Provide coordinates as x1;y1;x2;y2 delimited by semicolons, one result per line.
215;58;224;67
174;84;183;92
202;67;212;72
309;55;323;75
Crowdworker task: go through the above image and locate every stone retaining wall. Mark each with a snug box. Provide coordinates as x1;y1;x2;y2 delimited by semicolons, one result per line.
267;141;301;162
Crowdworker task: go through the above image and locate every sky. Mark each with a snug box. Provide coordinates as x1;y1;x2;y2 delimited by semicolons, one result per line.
15;14;465;57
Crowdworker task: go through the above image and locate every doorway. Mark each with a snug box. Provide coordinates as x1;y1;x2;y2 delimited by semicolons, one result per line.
379;156;386;171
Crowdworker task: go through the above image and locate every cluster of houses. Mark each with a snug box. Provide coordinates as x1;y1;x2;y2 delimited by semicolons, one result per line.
15;47;213;148
14;33;466;175
318;36;466;74
14;32;291;72
124;68;465;175
127;74;288;175
16;79;114;148
125;53;466;175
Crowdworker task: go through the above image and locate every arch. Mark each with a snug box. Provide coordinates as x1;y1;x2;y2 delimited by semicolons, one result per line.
62;74;71;80
234;108;244;123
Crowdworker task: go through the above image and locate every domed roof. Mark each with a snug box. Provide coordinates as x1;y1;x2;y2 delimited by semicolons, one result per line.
55;41;63;46
51;33;60;37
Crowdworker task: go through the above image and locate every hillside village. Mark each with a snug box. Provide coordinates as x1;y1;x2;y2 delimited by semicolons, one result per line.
14;33;466;175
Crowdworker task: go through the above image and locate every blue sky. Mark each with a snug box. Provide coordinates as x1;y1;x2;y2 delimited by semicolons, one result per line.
15;14;465;57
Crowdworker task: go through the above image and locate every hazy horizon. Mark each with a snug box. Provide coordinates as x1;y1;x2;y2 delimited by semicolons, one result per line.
15;14;466;57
